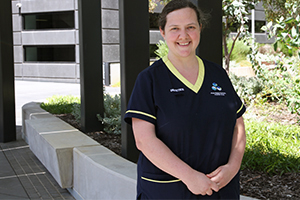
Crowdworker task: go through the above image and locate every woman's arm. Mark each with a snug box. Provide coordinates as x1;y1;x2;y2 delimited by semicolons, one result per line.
207;116;246;189
132;118;219;196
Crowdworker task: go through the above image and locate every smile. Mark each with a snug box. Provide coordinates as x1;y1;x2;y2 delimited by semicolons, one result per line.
178;42;190;46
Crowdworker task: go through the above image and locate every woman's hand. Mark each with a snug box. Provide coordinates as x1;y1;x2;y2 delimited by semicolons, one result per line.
182;169;219;196
207;116;246;189
206;164;236;190
132;118;219;196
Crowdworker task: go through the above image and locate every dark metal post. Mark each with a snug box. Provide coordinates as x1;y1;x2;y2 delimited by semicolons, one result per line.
104;62;110;86
197;0;223;66
119;0;149;162
0;0;16;142
78;0;104;132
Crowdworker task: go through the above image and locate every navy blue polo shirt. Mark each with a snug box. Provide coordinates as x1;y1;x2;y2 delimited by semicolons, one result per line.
125;56;246;199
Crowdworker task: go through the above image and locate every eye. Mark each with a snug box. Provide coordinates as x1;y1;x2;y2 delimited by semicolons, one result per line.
171;27;178;31
187;26;196;30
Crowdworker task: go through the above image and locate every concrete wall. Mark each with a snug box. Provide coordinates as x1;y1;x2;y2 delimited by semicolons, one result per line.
12;0;80;82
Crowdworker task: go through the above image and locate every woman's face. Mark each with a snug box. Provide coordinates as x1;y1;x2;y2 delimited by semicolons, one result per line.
160;7;201;60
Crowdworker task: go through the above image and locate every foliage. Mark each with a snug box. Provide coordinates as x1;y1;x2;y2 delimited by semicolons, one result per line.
40;95;80;114
149;0;170;13
249;51;300;117
71;103;81;125
261;2;300;58
97;94;121;135
222;0;259;73
261;0;300;23
224;39;251;62
242;119;300;174
155;40;169;59
41;93;121;135
229;73;263;105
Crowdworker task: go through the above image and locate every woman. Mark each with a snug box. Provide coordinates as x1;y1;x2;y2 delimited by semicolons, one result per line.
124;0;246;199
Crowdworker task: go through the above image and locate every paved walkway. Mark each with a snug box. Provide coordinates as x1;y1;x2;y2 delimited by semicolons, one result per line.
0;129;75;200
1;80;256;200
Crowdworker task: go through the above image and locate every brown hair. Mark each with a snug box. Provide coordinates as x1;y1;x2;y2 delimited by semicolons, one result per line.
158;0;209;31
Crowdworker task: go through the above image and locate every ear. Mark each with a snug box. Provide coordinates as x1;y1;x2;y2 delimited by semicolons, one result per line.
159;27;165;38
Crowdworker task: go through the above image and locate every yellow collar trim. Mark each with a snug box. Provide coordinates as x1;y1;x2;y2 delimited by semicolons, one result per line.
163;56;205;93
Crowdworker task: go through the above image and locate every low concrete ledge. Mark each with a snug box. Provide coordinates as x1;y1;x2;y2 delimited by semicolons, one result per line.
25;117;100;188
22;102;137;199
73;146;137;200
22;102;55;143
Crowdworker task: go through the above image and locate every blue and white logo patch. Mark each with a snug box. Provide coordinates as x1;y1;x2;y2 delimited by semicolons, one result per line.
212;82;222;91
211;82;226;96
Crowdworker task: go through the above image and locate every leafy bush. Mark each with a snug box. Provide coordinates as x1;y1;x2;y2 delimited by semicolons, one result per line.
97;94;121;135
229;73;263;105
41;93;121;135
243;119;300;174
224;39;251;63
40;95;80;114
71;103;81;125
249;47;300;117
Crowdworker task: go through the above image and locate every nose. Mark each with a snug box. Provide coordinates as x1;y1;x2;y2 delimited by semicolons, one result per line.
179;29;189;39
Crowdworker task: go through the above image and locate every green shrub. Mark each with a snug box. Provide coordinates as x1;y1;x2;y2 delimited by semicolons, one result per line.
40;95;80;114
243;119;300;174
229;73;263;105
97;94;121;135
71;103;81;125
224;39;251;62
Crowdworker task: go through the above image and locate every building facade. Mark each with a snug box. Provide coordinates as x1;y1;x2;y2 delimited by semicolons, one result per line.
11;0;270;83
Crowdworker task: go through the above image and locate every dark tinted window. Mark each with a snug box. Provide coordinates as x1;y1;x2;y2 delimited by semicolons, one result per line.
24;45;75;62
23;11;74;30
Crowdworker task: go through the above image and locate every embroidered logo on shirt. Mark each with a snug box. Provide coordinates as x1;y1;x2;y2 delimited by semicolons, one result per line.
211;82;226;96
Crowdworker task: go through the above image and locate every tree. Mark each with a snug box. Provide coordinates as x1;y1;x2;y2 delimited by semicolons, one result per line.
261;1;300;57
222;0;259;73
261;0;300;22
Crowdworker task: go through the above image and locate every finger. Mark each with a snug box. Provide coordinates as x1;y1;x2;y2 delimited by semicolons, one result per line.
211;181;220;192
206;189;213;196
207;167;221;178
210;176;220;183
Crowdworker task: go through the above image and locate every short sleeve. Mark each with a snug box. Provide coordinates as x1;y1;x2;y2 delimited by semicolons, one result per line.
124;70;156;125
231;81;246;119
236;95;246;118
220;64;246;119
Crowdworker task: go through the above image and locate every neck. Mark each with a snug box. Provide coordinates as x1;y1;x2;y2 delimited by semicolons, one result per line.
167;53;198;70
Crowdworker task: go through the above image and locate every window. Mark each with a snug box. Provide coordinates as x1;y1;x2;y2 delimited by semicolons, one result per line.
23;11;74;30
24;45;75;62
229;20;266;33
247;20;266;33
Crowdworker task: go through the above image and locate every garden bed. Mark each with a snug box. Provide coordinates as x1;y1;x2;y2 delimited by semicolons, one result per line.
56;111;300;200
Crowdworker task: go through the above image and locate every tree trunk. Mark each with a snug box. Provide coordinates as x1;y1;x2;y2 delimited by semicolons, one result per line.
223;35;230;74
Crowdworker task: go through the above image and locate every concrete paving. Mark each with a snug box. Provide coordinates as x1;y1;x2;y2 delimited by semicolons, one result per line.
0;80;257;200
